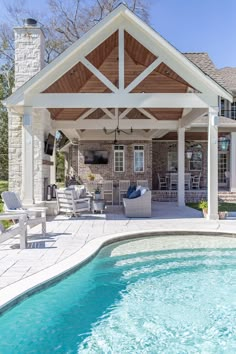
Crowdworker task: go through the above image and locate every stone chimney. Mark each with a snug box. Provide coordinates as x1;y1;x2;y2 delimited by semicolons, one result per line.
14;18;45;90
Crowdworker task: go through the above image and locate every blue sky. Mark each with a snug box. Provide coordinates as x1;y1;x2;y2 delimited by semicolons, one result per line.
0;0;235;68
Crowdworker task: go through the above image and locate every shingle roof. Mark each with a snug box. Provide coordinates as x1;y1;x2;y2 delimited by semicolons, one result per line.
218;67;236;93
183;52;232;94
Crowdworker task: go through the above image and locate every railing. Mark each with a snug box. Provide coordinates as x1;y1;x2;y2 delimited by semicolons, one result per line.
220;110;236;120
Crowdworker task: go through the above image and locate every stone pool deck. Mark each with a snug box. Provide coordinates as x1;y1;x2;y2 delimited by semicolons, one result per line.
0;202;236;296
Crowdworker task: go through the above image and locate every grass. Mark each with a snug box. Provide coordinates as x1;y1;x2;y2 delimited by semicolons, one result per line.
187;202;236;212
0;180;11;228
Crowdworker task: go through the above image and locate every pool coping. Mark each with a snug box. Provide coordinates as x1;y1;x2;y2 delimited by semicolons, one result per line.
0;229;236;314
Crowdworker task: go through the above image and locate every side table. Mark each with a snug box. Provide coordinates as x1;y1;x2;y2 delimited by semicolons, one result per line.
92;199;105;213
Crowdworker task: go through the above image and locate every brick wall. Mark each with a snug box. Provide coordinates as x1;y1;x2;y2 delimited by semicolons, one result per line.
69;140;152;188
152;141;208;190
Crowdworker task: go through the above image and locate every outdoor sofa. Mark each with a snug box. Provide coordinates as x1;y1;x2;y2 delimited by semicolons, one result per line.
123;190;152;218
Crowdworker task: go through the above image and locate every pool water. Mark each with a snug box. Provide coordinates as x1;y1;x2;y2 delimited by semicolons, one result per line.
0;237;236;353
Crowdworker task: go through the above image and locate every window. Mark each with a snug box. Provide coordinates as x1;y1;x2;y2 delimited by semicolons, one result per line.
189;151;202;171
168;151;177;172
134;145;144;172
231;102;236;120
114;145;124;172
221;99;225;116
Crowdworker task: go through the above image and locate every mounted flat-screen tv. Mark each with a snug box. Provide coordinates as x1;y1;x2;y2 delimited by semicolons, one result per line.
84;150;108;164
44;134;55;156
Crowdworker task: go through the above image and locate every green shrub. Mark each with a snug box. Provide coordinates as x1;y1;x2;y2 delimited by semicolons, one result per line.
199;200;208;210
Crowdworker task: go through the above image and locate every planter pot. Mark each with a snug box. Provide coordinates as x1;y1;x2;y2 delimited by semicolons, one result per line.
202;209;227;219
95;193;101;200
219;211;227;220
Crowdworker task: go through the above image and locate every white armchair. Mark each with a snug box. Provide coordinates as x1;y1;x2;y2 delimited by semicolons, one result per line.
56;189;90;216
123;190;152;218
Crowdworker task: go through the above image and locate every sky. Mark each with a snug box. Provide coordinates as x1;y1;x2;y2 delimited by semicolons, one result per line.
0;0;235;68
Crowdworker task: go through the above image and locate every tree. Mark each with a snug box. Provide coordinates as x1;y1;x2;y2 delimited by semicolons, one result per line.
0;0;151;180
0;63;14;180
0;0;151;65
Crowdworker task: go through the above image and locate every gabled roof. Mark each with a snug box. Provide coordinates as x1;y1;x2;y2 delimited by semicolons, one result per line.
218;67;236;93
184;53;232;94
5;3;233;106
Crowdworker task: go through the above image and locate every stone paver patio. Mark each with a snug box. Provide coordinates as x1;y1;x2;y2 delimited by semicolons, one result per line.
0;202;236;291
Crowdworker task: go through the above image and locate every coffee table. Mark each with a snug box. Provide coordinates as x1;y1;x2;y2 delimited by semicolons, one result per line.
92;199;105;213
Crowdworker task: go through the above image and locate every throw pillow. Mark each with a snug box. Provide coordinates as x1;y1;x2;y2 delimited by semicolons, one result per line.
136;185;142;191
126;185;136;198
140;187;147;196
129;189;141;199
79;186;87;198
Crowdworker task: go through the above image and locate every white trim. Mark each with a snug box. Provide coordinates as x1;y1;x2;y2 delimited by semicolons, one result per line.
28;93;209;108
114;144;125;172
181;108;207;128
133;144;145;173
80;57;118;93
76;108;97;121
52;119;178;130
119;27;125;90
125;57;163;93
101;108;116;120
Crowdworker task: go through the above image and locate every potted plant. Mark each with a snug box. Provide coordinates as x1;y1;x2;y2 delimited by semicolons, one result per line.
94;185;102;200
199;200;208;218
88;173;95;181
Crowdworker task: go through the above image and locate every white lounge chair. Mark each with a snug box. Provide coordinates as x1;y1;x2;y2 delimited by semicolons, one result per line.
0;212;27;249
1;191;47;237
56;189;91;216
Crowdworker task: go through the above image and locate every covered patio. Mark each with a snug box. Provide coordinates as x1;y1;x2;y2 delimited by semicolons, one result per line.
6;5;233;220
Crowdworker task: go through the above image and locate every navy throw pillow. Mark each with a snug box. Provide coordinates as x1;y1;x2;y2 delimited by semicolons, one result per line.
126;185;136;198
128;189;141;199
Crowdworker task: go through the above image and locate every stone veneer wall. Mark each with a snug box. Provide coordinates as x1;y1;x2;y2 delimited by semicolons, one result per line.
152;141;208;190
8;110;22;195
68;140;152;188
34;109;53;202
14;26;45;90
8;24;48;201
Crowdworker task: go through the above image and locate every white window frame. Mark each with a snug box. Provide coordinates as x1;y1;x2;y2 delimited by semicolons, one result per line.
114;145;125;172
133;145;145;173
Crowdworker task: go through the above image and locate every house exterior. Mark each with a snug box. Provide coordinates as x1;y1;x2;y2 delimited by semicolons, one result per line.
5;4;236;220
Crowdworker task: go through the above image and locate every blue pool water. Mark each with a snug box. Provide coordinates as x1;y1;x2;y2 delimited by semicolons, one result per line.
0;237;236;353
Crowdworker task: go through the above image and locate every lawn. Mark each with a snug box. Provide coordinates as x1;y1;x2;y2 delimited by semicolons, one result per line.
0;180;10;228
187;202;236;212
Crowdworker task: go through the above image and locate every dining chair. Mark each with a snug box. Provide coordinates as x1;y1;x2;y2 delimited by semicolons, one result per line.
184;173;191;190
119;180;130;205
102;180;113;205
157;173;168;190
169;173;178;190
191;173;201;189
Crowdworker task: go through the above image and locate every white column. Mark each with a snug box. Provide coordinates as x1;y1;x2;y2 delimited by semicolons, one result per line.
178;126;185;206
22;106;34;205
50;138;57;184
230;132;236;191
207;107;218;220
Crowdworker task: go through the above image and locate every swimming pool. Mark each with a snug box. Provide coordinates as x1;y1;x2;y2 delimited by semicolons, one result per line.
0;235;236;353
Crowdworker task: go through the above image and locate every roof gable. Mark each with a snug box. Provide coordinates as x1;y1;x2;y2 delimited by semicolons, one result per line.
6;3;232;106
